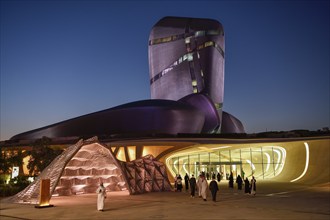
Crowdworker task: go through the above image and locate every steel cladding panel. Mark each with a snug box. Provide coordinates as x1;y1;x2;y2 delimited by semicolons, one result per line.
151;62;192;100
149;40;186;77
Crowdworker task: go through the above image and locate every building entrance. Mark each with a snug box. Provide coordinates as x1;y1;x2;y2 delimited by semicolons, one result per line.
166;146;286;180
196;161;243;180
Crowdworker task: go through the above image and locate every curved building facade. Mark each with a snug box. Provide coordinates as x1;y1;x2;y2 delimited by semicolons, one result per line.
10;16;244;141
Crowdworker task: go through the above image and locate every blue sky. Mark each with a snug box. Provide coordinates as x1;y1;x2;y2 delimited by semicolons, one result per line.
1;0;329;140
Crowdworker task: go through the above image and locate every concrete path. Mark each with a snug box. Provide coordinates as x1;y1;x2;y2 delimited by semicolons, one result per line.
1;181;329;219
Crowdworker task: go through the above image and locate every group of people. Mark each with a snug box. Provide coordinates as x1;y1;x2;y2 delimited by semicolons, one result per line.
96;173;257;211
228;172;256;195
175;172;219;202
244;176;257;195
175;172;257;202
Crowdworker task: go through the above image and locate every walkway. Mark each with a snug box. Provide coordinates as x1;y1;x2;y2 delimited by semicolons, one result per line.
1;181;329;219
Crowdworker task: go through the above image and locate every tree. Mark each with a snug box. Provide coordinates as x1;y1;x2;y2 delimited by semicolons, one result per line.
0;146;11;174
27;137;63;176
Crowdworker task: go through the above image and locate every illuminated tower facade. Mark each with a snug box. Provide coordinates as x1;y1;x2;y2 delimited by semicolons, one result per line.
149;16;225;132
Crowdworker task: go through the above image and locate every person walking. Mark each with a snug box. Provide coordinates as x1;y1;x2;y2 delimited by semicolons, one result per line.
189;174;197;198
250;176;257;195
228;172;234;188
236;175;243;190
96;182;107;211
176;174;183;192
209;176;219;202
217;172;221;182
197;174;203;197
184;173;190;191
244;177;250;194
174;174;178;191
206;172;210;180
201;175;208;201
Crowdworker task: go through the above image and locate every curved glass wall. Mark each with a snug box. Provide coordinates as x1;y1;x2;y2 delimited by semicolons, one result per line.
166;146;286;180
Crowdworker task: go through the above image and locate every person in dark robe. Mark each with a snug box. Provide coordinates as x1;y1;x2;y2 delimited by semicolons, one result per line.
206;172;210;180
184;173;189;190
236;175;243;190
209;176;219;202
244;177;250;194
250;176;256;195
174;174;178;191
228;172;234;188
217;172;221;182
176;174;183;192
189;174;197;198
212;173;216;180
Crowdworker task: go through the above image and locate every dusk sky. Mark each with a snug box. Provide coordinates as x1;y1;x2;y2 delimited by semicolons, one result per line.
1;0;329;141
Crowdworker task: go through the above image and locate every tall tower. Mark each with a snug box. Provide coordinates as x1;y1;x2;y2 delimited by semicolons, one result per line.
148;17;225;132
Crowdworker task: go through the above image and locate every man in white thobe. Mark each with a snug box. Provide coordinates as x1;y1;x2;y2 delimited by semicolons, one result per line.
96;183;107;211
201;176;208;201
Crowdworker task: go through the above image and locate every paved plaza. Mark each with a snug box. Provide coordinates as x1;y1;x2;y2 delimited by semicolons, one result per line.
1;181;329;220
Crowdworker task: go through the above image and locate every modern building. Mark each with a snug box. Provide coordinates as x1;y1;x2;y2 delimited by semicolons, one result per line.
10;16;244;141
2;17;329;204
4;135;329;204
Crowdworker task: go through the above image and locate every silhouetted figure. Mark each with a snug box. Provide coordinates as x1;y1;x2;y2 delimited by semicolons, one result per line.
236;175;243;190
177;175;183;192
174;174;178;191
212;173;216;180
209;177;219;202
217;172;221;182
189;174;197;197
206;172;210;180
244;177;250;194
229;172;234;188
250;176;256;195
184;173;189;190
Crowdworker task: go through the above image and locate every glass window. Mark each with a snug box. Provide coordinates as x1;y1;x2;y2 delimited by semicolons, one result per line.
207;30;220;35
187;53;193;61
195;30;205;37
205;41;214;47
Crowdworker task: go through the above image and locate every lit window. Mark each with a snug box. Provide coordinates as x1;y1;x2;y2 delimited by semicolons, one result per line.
198;44;204;50
187;53;193;61
197;52;200;59
163;36;172;43
207;30;220;35
195;30;205;37
205;41;214;47
201;70;204;77
185;37;191;44
127;146;136;161
192;80;197;86
193;88;198;93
